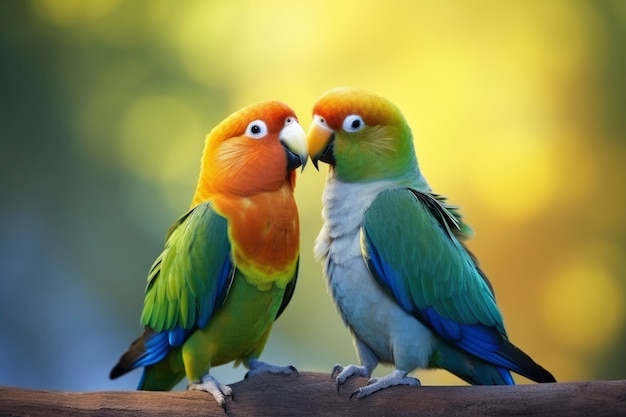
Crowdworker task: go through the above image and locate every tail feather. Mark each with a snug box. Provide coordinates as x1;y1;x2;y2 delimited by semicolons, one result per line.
434;340;555;385
111;328;185;390
498;342;556;383
110;328;172;380
110;334;145;379
434;341;514;385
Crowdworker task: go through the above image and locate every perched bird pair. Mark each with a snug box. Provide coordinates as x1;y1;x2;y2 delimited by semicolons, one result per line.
110;87;555;406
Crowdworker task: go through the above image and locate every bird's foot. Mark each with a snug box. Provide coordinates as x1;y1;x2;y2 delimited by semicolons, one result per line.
350;369;420;399
331;363;371;390
244;358;298;379
187;374;233;408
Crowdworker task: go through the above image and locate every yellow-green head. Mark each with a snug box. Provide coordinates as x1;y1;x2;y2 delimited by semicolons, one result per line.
308;87;418;183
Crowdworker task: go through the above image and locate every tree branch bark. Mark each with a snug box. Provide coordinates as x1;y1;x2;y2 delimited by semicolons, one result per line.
1;373;624;416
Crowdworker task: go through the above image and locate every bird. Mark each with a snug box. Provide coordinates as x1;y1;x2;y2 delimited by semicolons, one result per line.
306;86;556;398
110;100;308;406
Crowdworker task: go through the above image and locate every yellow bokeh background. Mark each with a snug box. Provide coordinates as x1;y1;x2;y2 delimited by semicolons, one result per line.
1;0;624;390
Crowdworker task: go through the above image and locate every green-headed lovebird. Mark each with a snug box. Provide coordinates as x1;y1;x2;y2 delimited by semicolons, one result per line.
110;100;308;406
307;86;555;398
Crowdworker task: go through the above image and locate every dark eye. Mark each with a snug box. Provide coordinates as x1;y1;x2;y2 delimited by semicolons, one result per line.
245;120;268;139
342;114;365;132
314;115;328;127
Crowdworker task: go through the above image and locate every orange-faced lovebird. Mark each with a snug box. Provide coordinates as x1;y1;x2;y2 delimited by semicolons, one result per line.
307;87;555;398
110;100;308;406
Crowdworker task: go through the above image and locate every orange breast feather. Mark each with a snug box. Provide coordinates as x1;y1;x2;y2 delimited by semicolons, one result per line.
213;184;299;290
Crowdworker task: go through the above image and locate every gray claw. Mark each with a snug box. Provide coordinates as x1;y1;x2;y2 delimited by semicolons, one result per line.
331;364;343;379
349;389;360;401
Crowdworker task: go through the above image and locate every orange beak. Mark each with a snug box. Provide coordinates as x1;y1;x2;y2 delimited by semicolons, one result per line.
307;115;335;169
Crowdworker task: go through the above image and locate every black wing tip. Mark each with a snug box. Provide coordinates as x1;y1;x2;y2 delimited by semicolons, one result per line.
532;365;557;383
108;331;149;380
109;352;137;380
109;363;126;380
500;342;557;383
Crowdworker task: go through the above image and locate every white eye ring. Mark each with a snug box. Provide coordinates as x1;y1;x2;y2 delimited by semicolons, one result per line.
314;114;328;127
245;120;268;139
284;116;297;126
342;114;365;132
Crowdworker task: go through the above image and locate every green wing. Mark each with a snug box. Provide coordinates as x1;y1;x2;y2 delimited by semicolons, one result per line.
361;188;502;328
361;188;516;367
361;188;557;382
140;202;233;337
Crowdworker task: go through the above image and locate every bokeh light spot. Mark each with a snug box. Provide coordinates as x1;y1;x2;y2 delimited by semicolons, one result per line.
117;95;204;183
30;0;120;26
542;258;625;354
173;2;239;87
469;137;556;220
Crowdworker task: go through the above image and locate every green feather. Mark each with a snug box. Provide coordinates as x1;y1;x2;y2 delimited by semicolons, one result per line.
140;202;232;332
362;188;503;328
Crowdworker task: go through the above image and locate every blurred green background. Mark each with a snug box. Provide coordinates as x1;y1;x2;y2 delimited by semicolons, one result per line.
1;0;625;391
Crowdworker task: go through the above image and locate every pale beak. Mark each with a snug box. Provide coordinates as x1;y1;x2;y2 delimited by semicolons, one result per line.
280;119;308;172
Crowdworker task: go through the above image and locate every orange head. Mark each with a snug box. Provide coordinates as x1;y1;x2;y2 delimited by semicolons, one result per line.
192;101;307;206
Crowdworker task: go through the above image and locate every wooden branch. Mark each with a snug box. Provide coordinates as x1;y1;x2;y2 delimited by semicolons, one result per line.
1;373;624;416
